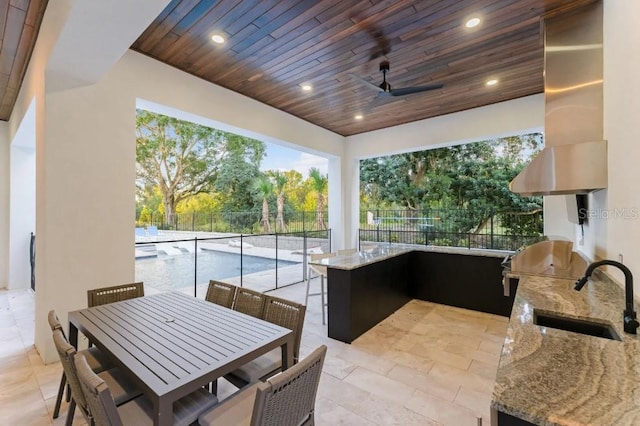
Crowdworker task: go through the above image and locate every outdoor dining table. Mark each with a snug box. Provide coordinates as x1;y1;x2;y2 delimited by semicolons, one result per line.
68;291;294;426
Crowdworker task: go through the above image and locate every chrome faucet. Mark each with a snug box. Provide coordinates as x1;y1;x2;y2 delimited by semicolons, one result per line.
575;260;639;334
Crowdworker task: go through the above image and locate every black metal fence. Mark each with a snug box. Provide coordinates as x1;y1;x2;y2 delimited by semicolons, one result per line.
358;208;543;251
137;210;329;234
136;207;542;254
135;230;331;296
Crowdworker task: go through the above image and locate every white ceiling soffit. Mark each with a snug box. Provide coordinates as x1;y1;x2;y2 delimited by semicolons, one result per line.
46;0;170;92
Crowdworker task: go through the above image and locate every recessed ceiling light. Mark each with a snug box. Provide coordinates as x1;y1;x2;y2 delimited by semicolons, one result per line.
355;114;363;120
465;17;481;28
486;79;499;86
211;34;225;44
301;84;312;92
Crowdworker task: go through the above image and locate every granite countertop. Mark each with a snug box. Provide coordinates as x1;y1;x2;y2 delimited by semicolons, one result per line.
311;244;511;270
492;274;640;425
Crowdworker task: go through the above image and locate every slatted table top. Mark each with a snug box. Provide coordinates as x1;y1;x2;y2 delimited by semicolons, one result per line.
69;292;293;410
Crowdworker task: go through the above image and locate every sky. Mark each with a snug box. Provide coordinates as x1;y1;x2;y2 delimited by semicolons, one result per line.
260;141;328;177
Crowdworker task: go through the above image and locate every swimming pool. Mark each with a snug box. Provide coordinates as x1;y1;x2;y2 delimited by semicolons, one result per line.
135;250;298;292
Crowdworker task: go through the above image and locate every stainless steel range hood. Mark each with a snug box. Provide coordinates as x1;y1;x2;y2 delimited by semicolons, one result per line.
510;1;607;196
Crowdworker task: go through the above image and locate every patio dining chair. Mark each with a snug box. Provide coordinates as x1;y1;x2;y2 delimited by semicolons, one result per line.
306;252;336;325
52;329;142;425
87;282;144;307
205;280;237;309
199;345;327;426
225;295;306;389
48;310;112;419
232;287;267;318
74;353;218;426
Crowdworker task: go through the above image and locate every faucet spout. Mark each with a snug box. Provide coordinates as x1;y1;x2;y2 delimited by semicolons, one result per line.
575;260;639;335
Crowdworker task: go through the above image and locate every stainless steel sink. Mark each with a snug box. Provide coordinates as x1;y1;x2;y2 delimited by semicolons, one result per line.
533;310;622;341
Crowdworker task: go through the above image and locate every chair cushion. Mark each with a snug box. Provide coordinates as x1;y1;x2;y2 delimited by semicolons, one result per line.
79;346;112;373
228;348;282;383
98;367;143;405
198;384;258;426
119;388;218;426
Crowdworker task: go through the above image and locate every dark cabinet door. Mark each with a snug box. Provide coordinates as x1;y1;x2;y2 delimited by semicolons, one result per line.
411;251;515;316
496;410;536;425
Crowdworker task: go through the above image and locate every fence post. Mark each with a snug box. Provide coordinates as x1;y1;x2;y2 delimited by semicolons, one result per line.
376;209;380;242
303;231;308;281
240;234;244;288
490;212;494;249
275;233;279;289
210;212;213;233
193;237;198;297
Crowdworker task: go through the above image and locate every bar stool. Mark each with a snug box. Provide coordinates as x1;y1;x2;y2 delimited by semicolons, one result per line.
306;252;336;325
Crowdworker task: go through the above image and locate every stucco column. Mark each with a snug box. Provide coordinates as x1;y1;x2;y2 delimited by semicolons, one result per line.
34;77;136;363
0;122;9;288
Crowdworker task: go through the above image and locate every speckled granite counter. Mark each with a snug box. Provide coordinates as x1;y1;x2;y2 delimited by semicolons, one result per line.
492;274;640;425
311;244;510;270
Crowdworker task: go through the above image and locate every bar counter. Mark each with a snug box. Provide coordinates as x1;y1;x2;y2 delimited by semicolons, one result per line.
311;244;512;343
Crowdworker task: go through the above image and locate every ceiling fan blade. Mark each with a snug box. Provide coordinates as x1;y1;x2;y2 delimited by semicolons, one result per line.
364;92;392;113
348;73;384;92
390;83;444;97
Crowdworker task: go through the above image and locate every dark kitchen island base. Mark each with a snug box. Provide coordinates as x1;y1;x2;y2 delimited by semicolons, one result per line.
324;247;513;343
327;253;413;343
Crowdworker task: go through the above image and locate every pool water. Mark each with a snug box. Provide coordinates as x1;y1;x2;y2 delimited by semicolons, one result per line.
135;250;298;292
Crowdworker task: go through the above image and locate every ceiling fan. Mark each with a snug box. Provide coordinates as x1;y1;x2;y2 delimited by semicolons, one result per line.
349;61;443;110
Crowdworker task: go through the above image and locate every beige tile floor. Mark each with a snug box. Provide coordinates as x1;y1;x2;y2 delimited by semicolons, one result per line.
0;281;507;425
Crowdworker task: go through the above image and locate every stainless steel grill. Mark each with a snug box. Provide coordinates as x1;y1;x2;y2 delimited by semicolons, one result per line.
502;240;588;296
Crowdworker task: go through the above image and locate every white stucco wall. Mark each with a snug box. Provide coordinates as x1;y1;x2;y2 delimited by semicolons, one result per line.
345;94;544;160
8;145;35;291
591;2;640;288
543;195;576;242
0;121;9;288
9;99;36;291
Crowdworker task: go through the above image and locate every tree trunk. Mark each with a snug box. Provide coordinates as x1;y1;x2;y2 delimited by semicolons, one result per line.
163;199;176;229
315;194;326;230
261;198;271;233
276;194;286;232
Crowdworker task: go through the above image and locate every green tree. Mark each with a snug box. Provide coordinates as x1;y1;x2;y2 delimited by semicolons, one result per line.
213;133;266;212
269;171;288;232
136;111;266;222
282;170;311;211
309;167;328;230
253;176;273;232
176;193;219;214
136;186;165;224
138;206;151;225
359;133;543;235
136;110;223;223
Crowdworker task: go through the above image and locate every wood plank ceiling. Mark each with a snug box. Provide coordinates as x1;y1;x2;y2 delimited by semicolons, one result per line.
133;0;595;136
0;0;47;121
1;0;596;133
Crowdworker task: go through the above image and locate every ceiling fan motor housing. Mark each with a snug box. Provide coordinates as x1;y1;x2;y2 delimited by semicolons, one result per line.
379;61;391;92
